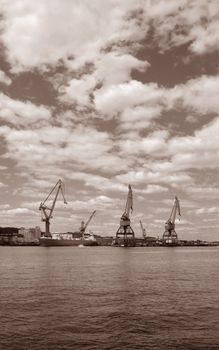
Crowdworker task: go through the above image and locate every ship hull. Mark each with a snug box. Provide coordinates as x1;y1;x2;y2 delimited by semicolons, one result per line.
39;237;98;247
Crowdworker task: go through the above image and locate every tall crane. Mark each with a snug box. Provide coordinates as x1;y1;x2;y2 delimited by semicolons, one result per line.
140;220;146;239
39;179;67;237
115;185;135;247
162;196;181;245
80;210;96;236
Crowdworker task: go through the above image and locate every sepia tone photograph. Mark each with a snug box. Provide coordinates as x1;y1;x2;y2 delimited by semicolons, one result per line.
0;0;219;349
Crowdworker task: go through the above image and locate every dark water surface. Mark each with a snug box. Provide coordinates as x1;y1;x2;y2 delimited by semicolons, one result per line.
0;246;219;350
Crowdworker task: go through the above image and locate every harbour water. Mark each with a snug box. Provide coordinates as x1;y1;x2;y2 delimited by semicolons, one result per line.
0;246;219;350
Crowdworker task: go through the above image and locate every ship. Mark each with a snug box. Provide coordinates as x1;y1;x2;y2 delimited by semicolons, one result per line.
39;232;98;247
38;181;98;247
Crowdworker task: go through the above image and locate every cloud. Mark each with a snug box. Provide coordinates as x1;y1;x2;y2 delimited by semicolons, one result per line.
169;116;219;170
186;115;198;124
67;172;128;192
59;52;149;108
68;195;117;212
119;105;162;131
1;0;146;73
59;75;96;107
0;93;51;126
116;169;192;186
141;184;168;194
194;207;219;215
186;186;219;198
0;207;36;216
118;129;169;156
94;80;166;117
0;204;11;209
0;165;8;170
0;70;12;85
1;0;218;76
145;0;219;55
0;125;130;174
94;74;219;126
170;75;219;115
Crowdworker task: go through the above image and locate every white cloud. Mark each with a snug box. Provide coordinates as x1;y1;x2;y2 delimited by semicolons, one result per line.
0;207;36;216
59;75;96;107
145;0;219;55
1;0;218;76
95;53;148;87
194;207;219;215
141;184;168;194
116;169;192;186
169;117;219;170
1;0;146;73
118;129;169;156
119;105;162;131
59;52;149;107
66;195;117;212
95;74;219;124
171;75;219;115
186;186;219;197
0;125;130;174
0;70;12;85
0;93;51;126
0;165;8;170
0;204;11;209
94;80;166;117
67;172;128;192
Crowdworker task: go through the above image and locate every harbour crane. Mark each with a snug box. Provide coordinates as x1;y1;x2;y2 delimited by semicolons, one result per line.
162;196;181;246
80;210;96;236
115;184;135;247
39;179;67;237
140;220;146;239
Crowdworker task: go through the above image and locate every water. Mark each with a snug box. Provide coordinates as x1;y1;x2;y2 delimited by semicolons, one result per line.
0;246;219;350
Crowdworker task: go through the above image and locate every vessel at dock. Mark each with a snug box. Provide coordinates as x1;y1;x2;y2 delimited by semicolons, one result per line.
39;232;98;247
39;180;98;247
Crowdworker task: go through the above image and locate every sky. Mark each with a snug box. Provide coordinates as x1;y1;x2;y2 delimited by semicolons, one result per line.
0;0;219;240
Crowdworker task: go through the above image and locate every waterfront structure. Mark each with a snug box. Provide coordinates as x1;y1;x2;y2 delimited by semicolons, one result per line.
162;196;181;246
18;226;41;244
114;184;135;247
39;179;67;236
39;210;98;246
0;226;41;245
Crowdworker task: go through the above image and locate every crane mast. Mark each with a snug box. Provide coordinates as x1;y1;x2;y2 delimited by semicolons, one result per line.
114;185;135;247
162;196;181;246
39;179;67;237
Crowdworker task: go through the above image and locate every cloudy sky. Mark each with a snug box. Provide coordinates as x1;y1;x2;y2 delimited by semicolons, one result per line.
0;0;219;240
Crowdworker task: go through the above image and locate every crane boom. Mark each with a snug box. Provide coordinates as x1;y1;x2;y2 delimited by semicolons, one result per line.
84;210;96;232
123;184;133;219
169;196;181;224
80;210;96;234
39;179;67;236
140;220;146;238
